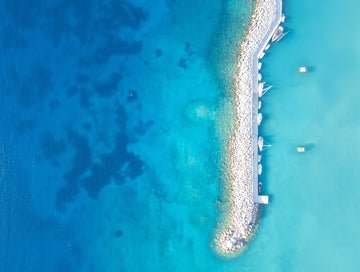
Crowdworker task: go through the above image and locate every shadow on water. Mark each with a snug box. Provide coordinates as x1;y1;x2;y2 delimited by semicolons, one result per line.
306;66;316;72
303;142;315;151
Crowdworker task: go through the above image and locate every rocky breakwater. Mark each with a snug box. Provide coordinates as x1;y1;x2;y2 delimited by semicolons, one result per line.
215;0;278;256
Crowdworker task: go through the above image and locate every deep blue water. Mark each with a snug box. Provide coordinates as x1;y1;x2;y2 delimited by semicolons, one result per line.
0;0;254;271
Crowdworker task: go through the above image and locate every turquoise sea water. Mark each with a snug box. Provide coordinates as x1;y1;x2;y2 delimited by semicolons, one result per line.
1;0;360;271
255;0;360;271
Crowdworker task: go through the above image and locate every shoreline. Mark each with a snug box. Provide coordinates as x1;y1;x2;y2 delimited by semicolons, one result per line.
215;0;283;255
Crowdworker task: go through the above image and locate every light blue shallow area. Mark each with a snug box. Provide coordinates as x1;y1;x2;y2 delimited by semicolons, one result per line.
253;0;360;271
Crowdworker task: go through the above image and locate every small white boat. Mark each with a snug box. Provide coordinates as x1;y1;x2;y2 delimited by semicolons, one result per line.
258;62;262;70
258;82;272;97
258;154;262;162
258;164;263;175
258;101;262;109
257;113;263;125
258;82;264;97
271;26;288;42
299;66;308;73
258;73;262;81
258;137;264;151
265;44;270;51
258;136;272;151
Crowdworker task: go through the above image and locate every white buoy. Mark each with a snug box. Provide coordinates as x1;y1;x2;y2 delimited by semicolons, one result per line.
299;66;308;73
297;147;306;152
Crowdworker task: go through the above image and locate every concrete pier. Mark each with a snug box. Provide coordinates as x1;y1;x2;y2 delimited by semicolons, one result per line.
252;0;283;204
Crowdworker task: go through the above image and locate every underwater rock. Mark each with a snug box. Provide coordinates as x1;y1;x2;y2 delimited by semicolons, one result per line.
184;100;214;122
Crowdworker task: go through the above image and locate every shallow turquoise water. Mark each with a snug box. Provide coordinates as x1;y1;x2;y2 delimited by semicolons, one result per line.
254;0;360;271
